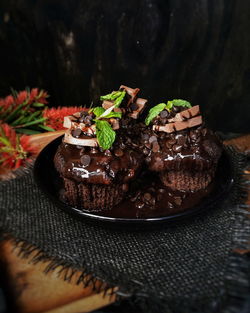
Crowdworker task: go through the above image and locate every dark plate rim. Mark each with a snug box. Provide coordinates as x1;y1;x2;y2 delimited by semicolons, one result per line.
33;135;234;224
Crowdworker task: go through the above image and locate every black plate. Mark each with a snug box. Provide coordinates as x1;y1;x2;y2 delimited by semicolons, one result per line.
34;136;233;225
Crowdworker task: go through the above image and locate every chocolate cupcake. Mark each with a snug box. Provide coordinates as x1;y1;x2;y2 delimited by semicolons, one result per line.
54;106;142;211
143;99;222;191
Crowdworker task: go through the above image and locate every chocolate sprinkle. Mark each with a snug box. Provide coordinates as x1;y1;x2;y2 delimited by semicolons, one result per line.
114;149;124;157
160;110;169;118
149;136;157;144
152;142;160;153
131;103;139;111
143;193;152;201
80;155;91;167
72;128;82;138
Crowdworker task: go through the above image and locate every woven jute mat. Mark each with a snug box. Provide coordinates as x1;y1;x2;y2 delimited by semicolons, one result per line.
0;147;249;313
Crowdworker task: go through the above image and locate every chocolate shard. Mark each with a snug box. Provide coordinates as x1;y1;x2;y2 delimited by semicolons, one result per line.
168;105;200;122
129;97;147;119
188;115;202;128
64;130;98;147
153;115;202;133
119;85;140;102
110;118;120;130
102;100;114;109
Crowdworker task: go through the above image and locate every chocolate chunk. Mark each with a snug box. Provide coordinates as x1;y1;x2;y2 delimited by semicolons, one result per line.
173;144;182;152
152;142;160;153
131;103;139;111
160;110;169;118
168;201;174;209
143;148;149;155
149;136;157;144
174;197;182;206
158;188;165;194
90;148;98;154
72;128;82;138
136;201;145;209
150;197;156;206
80;155;91;167
85;116;92;125
131;192;140;202
157;194;162;201
196;136;201;143
80;111;87;117
120;142;126;149
104;149;112;156
142;133;150;141
190;131;198;141
114;149;124;157
172;106;180;113
167;139;176;147
161;118;167;125
145;142;151;149
177;135;186;146
122;184;129;192
78;117;85;123
143;193;152;201
201;128;207;136
80;147;85;155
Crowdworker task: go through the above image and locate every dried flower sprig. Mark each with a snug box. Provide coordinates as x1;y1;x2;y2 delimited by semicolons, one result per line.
0;123;38;169
0;88;53;135
43;106;83;130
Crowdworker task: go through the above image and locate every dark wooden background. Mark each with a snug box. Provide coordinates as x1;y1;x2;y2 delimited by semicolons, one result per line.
0;0;249;133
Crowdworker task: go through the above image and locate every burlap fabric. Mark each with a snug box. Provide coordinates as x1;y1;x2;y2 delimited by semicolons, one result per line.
0;147;249;313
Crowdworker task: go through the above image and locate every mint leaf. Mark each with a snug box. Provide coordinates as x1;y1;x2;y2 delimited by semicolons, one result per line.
145;103;167;125
95;120;116;150
167;99;191;108
114;91;126;106
93;107;105;117
103;112;122;119
100;91;126;107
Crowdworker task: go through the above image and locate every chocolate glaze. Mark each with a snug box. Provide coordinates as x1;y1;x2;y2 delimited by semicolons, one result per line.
59;170;214;218
135;123;222;172
54;141;142;185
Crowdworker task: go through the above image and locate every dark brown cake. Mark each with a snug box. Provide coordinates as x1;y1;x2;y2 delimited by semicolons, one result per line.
54;141;142;210
54;85;146;211
142;100;222;191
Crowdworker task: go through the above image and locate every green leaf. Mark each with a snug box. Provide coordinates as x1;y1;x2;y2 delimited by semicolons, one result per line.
100;91;125;106
0;137;10;146
15;128;41;135
11;115;27;126
39;125;55;132
145;103;167;125
93;107;105;117
15;117;47;128
95;120;116;150
103;111;122;119
32;102;45;108
114;91;126;106
4;102;26;123
167;99;192;108
100;92;113;101
25;110;42;123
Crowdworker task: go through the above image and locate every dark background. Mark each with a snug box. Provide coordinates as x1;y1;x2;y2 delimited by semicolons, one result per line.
0;0;249;133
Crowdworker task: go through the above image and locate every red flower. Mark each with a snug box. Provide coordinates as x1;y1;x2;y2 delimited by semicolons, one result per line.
0;123;38;169
29;88;48;105
43;106;83;130
16;90;28;106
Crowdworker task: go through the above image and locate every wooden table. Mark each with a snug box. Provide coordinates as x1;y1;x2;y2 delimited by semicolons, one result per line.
0;132;249;313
